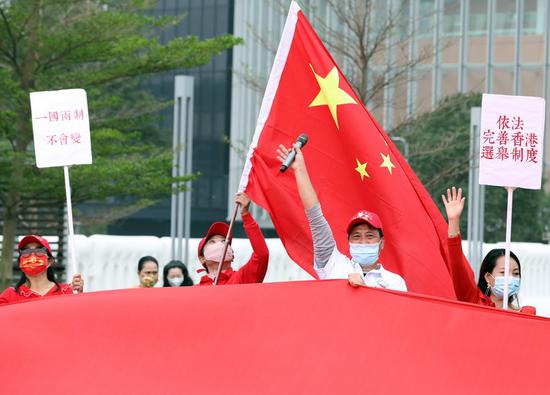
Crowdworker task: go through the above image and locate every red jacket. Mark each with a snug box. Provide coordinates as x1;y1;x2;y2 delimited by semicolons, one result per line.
199;212;269;286
447;235;535;314
0;283;73;305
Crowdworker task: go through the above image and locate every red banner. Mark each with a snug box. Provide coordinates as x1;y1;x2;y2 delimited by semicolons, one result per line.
1;284;549;394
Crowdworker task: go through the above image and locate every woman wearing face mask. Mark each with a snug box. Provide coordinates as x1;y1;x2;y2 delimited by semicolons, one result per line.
0;235;84;305
137;256;159;288
277;144;407;291
163;260;193;287
197;192;269;286
442;187;535;313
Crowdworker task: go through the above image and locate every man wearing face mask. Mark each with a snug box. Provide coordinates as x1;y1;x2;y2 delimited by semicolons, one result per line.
197;192;269;286
277;144;407;291
0;235;84;305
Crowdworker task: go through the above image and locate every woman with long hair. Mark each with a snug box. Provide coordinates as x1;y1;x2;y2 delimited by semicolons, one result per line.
162;260;193;287
0;235;83;305
442;187;534;313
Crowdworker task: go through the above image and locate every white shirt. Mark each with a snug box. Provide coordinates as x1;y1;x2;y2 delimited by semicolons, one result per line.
315;246;407;292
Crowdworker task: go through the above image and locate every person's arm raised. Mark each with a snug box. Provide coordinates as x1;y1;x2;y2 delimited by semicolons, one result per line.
232;192;269;284
276;144;335;270
441;186;479;303
276;144;318;209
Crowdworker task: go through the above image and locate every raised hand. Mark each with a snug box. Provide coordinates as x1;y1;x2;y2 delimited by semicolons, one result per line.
441;186;465;237
441;186;465;221
235;192;251;215
276;144;305;173
276;142;318;209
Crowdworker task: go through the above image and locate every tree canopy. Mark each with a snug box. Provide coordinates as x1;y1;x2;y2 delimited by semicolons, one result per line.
0;0;242;288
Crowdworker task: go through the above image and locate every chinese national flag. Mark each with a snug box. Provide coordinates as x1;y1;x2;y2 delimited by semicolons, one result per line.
240;2;456;299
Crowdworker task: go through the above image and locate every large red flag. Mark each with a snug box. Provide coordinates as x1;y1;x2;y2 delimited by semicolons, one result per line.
239;2;456;299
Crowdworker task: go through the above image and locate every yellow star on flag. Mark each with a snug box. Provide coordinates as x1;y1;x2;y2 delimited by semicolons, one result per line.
380;153;396;175
355;158;369;181
309;65;357;129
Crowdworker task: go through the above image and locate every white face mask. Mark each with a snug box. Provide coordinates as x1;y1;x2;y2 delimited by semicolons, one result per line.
168;276;184;287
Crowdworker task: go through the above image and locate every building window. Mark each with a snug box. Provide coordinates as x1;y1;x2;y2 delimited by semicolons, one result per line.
442;0;461;36
523;0;544;35
494;0;516;35
418;0;435;36
469;0;487;35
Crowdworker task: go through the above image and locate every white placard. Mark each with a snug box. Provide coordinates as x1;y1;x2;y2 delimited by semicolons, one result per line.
30;89;92;168
479;94;545;190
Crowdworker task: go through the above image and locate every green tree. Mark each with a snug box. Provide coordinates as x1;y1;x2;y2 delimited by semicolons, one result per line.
0;0;241;289
397;92;550;243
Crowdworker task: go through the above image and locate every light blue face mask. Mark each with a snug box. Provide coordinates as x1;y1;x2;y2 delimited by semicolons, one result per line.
491;276;521;299
349;242;380;266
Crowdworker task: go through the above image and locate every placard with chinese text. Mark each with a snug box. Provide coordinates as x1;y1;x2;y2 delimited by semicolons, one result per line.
479;93;545;189
30;89;92;168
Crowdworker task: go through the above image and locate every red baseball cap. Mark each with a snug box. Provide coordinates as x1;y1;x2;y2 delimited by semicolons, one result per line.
18;235;53;254
197;222;233;259
346;211;383;234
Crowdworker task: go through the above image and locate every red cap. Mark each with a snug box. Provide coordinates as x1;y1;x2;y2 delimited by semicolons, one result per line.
346;211;383;234
18;235;53;254
197;222;233;259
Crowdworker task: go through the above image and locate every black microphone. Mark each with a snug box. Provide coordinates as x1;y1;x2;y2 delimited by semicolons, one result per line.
280;133;308;172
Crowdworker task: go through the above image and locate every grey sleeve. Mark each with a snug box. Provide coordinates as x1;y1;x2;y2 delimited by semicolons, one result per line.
305;203;336;269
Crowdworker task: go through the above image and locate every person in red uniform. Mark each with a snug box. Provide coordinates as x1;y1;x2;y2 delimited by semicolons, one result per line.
198;192;269;286
442;187;535;314
0;235;84;305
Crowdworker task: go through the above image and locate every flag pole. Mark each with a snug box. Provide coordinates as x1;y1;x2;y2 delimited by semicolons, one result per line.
502;186;515;310
213;204;240;285
63;166;77;278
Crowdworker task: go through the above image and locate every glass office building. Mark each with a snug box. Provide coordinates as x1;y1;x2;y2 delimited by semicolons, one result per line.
108;0;240;236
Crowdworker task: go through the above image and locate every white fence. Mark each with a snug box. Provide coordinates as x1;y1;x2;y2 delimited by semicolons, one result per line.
63;235;550;316
67;235;314;291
